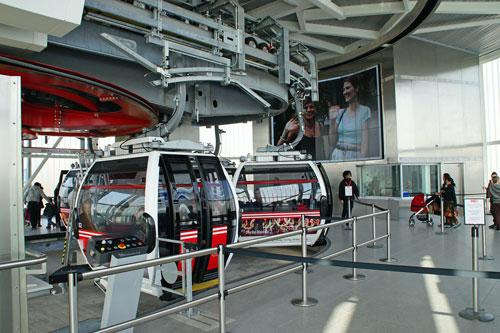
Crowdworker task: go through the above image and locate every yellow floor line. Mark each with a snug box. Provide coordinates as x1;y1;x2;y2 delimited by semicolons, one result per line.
177;278;219;292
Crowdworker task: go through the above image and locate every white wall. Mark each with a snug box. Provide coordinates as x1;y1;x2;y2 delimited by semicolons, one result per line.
481;58;500;181
393;38;483;195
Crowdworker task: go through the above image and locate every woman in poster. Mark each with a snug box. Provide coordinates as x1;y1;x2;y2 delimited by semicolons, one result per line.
329;75;371;160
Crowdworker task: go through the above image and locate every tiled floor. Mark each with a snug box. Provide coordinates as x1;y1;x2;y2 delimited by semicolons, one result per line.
27;207;500;332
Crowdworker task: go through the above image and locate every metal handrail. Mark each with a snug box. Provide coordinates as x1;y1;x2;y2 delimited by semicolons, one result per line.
68;209;392;333
81;229;307;280
0;251;48;271
81;247;216;280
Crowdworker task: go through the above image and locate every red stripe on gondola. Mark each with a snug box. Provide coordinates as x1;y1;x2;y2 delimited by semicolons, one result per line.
78;229;107;252
81;185;146;190
175;183;203;188
207;225;228;271
178;230;198;274
237;179;318;185
242;211;321;219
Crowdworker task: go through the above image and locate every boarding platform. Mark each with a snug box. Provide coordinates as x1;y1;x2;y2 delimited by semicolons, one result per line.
24;205;500;333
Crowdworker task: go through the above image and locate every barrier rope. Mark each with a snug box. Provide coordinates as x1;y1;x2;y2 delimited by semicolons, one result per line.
225;247;500;280
424;192;487;197
355;199;387;212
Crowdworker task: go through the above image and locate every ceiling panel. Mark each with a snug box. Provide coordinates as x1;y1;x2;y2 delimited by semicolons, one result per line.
238;0;500;64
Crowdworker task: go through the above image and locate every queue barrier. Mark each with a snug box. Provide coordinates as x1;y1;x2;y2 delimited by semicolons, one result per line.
62;195;500;332
419;193;494;260
66;208;394;333
63;204;500;332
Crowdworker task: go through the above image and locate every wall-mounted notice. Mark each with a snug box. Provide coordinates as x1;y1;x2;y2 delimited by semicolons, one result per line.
464;198;485;225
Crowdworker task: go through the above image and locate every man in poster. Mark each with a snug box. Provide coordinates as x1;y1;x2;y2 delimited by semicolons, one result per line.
277;98;325;160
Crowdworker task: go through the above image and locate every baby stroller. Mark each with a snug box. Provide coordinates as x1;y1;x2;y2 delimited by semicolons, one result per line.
409;193;436;227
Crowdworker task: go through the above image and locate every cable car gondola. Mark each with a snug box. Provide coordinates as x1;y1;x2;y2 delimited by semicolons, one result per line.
56;167;86;229
74;140;238;296
233;151;333;247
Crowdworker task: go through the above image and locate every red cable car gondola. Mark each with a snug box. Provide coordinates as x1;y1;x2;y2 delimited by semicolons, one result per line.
233;151;333;247
74;145;238;296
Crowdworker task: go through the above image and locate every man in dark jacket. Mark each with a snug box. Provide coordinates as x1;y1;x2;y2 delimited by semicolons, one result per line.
339;170;359;221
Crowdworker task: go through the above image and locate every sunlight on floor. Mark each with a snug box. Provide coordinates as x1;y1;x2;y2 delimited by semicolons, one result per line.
421;255;460;332
322;296;359;333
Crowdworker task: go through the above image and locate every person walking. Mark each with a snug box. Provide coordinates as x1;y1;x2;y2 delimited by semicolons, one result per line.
24;182;49;229
43;198;57;229
432;173;452;214
488;175;500;230
485;172;498;216
442;177;458;227
339;170;359;228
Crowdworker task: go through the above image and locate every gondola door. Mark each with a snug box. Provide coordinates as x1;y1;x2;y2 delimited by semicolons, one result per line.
196;156;237;280
160;155;204;281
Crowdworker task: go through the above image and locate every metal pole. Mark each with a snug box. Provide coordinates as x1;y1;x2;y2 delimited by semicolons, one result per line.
344;217;365;280
479;224;494;260
68;272;79;333
344;197;352;230
181;244;186;300
301;219;308;303
291;215;318;307
436;196;447;235
368;204;382;249
348;197;351;218
479;199;494;260
473;230;479;314
186;256;194;317
380;211;398;263
460;226;494;321
217;244;226;333
22;137;63;195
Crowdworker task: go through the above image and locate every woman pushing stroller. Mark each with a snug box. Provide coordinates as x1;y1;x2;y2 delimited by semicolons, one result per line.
426;174;458;227
439;176;459;227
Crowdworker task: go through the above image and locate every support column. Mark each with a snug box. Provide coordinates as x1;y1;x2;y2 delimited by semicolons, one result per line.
0;75;27;332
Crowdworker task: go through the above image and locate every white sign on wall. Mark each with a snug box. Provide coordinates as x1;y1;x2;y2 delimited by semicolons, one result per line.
464;198;485;225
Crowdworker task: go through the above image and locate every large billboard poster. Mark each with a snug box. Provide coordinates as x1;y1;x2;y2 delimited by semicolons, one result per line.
273;65;383;162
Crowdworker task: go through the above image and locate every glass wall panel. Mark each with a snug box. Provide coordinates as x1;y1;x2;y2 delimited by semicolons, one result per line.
360;165;400;197
402;165;439;197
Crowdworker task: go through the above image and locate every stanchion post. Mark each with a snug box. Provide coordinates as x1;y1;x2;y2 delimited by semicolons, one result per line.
479;223;494;260
181;244;186;299
368;204;382;249
217;244;226;333
291;215;318;307
344;217;365;281
348;197;351;218
380;210;398;263
68;272;79;333
436;196;447;235
186;255;194;317
459;226;494;321
344;197;352;230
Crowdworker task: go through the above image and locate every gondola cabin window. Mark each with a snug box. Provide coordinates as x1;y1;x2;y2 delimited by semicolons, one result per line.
236;164;322;236
77;157;147;242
